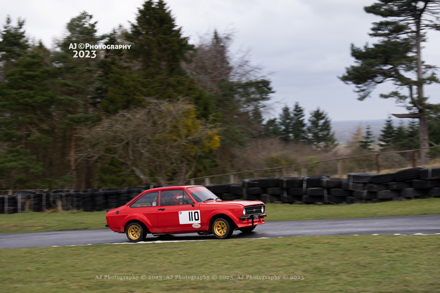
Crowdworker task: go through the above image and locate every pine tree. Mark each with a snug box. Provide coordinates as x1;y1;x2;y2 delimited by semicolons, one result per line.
0;43;58;188
263;118;281;138
340;0;440;163
124;0;214;119
359;124;375;151
291;102;306;142
51;11;102;188
393;121;408;150
306;108;337;150
378;117;395;150
278;105;293;142
0;16;29;77
347;124;364;150
406;119;419;150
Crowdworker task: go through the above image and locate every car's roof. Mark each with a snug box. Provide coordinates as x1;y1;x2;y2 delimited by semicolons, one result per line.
145;185;203;192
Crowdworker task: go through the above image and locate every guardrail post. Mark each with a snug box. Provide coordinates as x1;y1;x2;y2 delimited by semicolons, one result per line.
375;153;381;174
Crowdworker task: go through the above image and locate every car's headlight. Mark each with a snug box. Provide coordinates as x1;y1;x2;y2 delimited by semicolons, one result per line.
261;206;265;213
243;208;246;216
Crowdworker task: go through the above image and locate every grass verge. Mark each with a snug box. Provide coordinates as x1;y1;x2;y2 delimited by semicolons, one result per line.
0;235;439;292
0;198;439;234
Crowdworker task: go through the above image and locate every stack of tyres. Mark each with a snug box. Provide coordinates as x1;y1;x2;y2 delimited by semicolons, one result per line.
118;188;130;207
243;177;282;202
72;190;83;210
302;175;329;204
0;195;4;213
205;184;231;200
82;189;95;212
5;195;17;214
32;192;43;212
94;190;106;211
128;188;142;201
229;184;243;200
283;177;304;203
105;188;120;209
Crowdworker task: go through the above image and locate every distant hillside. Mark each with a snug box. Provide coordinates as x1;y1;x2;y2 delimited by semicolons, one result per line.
332;118;405;144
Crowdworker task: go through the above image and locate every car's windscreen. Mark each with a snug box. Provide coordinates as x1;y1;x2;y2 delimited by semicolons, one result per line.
187;187;219;203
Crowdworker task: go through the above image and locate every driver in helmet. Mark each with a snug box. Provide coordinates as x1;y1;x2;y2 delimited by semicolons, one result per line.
173;191;184;205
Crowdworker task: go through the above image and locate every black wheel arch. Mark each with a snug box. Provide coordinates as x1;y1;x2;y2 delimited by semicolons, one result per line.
124;220;150;233
209;214;237;233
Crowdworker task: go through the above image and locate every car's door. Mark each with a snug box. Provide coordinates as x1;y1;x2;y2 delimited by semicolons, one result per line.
129;191;159;231
157;189;201;233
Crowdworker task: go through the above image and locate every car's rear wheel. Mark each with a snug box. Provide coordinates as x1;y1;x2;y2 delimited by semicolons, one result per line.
212;218;233;239
126;222;146;242
239;226;256;233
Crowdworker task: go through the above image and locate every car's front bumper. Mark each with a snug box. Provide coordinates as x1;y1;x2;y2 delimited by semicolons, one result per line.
239;213;266;221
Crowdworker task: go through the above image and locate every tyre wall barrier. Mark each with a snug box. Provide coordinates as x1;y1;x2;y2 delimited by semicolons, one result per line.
2;167;440;214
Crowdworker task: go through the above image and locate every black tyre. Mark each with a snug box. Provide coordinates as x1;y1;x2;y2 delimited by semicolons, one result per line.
282;177;304;188
267;187;282;196
321;178;343;189
288;188;304;196
126;222;146;242
280;194;294;203
330;188;351;197
247;187;263;195
239;226;256;233
387;182;410;190
370;173;395;184
377;190;399;200
347;173;375;183
420;167;440;180
411;180;438;189
212;218;233;239
394;167;425;181
366;184;387;192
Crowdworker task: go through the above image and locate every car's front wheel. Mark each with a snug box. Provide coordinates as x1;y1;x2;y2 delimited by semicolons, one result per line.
212;218;233;239
126;222;146;242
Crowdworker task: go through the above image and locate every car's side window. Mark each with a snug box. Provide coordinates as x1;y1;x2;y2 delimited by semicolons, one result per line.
131;192;159;208
160;190;192;206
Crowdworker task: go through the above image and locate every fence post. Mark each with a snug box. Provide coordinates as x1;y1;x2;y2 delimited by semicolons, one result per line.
204;177;210;186
375;153;381;174
229;174;235;184
412;151;418;167
190;179;195;185
315;162;320;175
253;171;258;178
281;167;286;177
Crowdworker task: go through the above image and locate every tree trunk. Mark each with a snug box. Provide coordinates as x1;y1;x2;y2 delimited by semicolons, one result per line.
70;105;78;189
419;114;429;164
415;17;429;164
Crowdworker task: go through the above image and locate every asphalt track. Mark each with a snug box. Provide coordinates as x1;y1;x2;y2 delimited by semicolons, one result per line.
1;214;440;249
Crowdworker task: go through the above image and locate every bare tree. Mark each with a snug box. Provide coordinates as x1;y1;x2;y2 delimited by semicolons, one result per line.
78;99;220;185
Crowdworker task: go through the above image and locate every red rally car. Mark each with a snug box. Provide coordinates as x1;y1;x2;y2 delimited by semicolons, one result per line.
106;185;266;241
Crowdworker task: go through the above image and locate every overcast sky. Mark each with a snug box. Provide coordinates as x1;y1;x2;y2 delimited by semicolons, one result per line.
2;0;440;122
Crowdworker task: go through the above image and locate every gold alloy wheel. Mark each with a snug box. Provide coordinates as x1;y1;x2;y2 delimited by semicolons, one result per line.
214;220;227;237
128;225;141;240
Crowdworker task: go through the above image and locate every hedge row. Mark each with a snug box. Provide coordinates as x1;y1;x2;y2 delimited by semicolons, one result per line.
2;167;440;213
